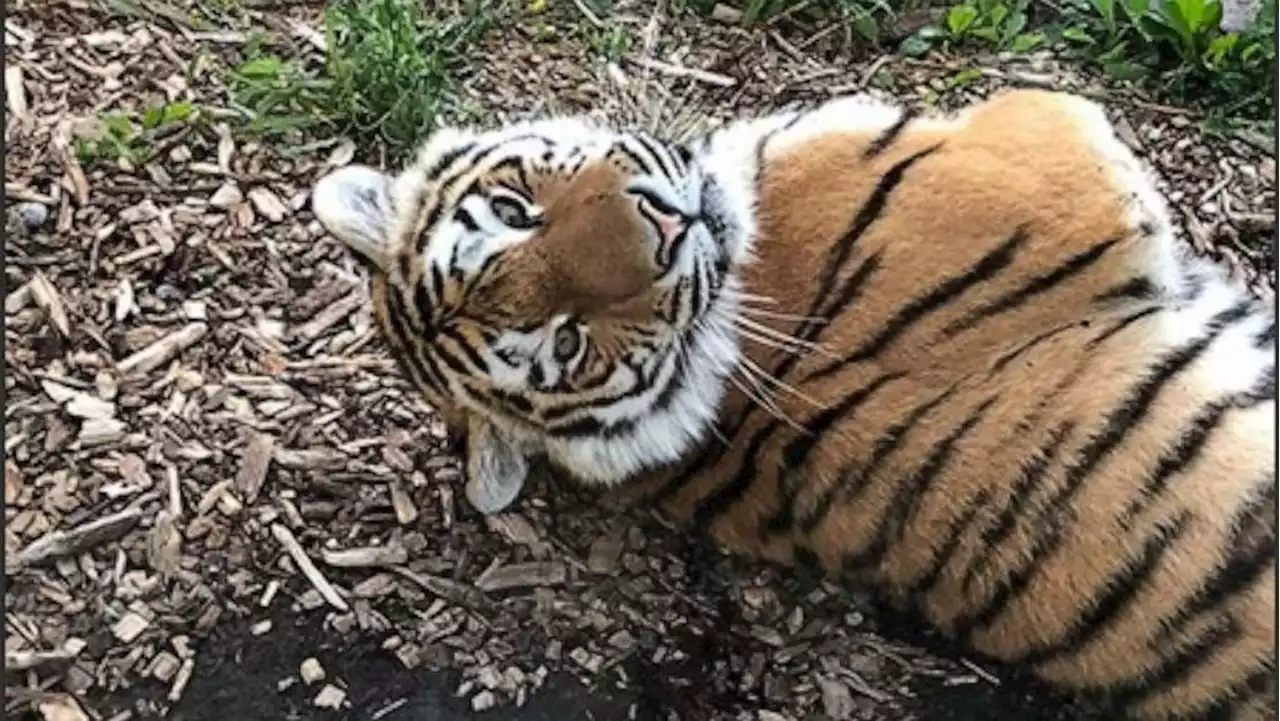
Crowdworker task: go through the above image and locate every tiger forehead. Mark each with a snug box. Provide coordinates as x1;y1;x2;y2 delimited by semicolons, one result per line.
472;140;656;201
457;160;655;324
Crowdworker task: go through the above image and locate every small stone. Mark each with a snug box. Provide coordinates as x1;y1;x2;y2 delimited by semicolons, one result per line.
470;690;496;712
250;620;272;636
300;657;325;685
607;629;635;653
314;684;346;710
150;651;180;682
11;201;48;230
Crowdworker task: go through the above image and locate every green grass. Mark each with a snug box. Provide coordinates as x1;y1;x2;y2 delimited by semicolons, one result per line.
75;101;201;166
228;0;502;162
688;0;1276;126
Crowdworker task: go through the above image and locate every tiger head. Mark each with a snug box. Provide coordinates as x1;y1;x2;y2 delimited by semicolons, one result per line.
311;118;757;514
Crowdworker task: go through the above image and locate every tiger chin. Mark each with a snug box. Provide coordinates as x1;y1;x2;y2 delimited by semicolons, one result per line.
311;89;1277;721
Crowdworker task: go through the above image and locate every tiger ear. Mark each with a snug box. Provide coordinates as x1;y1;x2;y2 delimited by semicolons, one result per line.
464;415;530;515
311;165;395;272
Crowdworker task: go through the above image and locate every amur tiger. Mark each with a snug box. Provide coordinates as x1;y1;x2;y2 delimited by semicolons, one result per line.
310;89;1277;720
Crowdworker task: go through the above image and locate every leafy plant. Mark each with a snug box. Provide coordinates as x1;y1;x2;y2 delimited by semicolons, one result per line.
228;0;502;161
944;0;1046;50
75;101;198;164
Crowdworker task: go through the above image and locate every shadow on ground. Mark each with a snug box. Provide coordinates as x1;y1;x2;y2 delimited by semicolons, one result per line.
86;609;1098;721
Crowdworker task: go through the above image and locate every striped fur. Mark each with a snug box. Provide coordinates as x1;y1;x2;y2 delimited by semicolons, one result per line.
312;89;1277;720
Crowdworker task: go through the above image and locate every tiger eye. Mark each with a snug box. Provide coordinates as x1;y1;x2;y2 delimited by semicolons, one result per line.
552;324;581;363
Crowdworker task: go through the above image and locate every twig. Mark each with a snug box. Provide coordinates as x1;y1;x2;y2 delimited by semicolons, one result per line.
959;658;1002;686
625;56;737;88
10;507;142;570
568;0;605;28
270;523;350;612
117;322;209;375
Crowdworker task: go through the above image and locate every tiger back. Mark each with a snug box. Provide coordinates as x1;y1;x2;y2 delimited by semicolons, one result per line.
311;89;1277;720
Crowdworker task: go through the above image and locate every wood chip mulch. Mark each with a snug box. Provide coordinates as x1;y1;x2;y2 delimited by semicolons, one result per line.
5;2;1273;721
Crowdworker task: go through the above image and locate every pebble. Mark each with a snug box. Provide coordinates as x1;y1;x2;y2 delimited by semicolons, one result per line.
313;684;346;709
471;690;496;712
10;201;48;230
299;657;325;685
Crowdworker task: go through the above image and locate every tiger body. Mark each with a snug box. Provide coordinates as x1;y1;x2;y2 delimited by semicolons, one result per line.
311;89;1277;720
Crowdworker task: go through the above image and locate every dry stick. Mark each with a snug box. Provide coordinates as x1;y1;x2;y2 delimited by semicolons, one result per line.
270;523;350;612
117;322;208;375
625;55;738;88
11;507;143;569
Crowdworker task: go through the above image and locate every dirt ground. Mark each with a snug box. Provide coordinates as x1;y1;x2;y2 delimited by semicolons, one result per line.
4;2;1275;721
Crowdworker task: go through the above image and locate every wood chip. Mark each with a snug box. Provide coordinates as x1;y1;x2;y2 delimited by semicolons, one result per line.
321;544;408;568
248;186;289;223
112;611;150;643
293;291;363;342
117;322;208;375
36;695;89;721
167;658;195;701
29;271;70;337
389;479;418;525
11;506;142;569
474;561;567;592
6;64;28;121
235;433;274;504
270;523;349;612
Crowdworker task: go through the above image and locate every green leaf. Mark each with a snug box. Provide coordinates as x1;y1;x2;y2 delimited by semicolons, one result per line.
899;31;936;56
853;12;879;41
1010;31;1045;51
947;4;979;34
1062;25;1096;43
101;112;135;140
141;105;164;130
162;101;195;124
1102;59;1150;79
949;67;984;86
236;55;284;79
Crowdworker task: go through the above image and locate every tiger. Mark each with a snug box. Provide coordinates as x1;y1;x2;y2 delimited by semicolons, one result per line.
310;88;1278;720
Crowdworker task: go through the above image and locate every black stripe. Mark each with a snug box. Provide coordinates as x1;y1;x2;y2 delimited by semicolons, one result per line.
650;146;937;505
695;372;903;529
424;141;480;180
807;226;1030;381
842;396;998;574
754;112;804;169
1086;305;1161;348
1186;665;1276;721
940;235;1121;339
1118;378;1273;528
799;383;960;534
631;132;679;183
1014;510;1193;667
906;487;993;601
1156;480;1276;643
989;322;1081;375
1253;319;1276;349
1107;617;1243;710
412;285;438;341
960;421;1075;595
1093;276;1158;304
759;372;908;536
954;301;1252;640
962;302;1249;640
863;108;918;159
385;294;449;394
811;144;941;325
